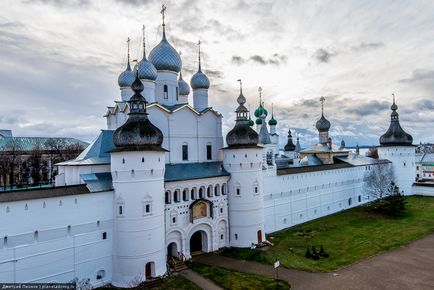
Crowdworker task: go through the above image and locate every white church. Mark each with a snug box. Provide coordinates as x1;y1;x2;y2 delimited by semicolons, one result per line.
0;7;417;288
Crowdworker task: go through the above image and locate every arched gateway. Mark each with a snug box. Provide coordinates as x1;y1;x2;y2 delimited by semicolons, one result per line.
189;230;207;254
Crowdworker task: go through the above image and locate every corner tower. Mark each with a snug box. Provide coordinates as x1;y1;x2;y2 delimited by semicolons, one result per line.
111;72;167;286
378;94;415;195
223;80;265;247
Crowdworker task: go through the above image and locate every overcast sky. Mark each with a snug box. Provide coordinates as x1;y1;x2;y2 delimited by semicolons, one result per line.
1;0;434;147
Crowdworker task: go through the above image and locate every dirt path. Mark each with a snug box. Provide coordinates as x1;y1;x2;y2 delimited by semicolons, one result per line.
179;269;223;290
194;234;434;290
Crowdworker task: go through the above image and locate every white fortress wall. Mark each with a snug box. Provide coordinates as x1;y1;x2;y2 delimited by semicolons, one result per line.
0;190;113;287
263;165;374;234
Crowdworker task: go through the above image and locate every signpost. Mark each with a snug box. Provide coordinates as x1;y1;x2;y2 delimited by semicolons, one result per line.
274;260;280;281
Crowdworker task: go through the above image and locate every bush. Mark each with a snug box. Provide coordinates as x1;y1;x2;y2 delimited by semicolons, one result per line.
366;182;406;217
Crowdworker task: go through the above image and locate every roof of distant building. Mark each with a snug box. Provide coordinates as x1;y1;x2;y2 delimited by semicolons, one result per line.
57;130;114;166
0;136;88;152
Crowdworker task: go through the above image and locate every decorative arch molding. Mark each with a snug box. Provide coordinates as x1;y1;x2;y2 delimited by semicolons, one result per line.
187;222;214;253
189;198;214;222
166;229;183;252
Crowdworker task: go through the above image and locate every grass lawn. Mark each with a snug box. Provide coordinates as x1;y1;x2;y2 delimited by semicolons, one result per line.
148;274;201;290
220;195;434;272
189;262;290;290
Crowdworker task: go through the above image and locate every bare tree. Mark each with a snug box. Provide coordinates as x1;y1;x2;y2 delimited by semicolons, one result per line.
29;140;43;186
4;138;22;189
62;143;84;161
363;162;395;199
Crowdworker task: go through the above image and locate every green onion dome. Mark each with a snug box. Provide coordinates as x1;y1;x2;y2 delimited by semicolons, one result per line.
268;115;277;126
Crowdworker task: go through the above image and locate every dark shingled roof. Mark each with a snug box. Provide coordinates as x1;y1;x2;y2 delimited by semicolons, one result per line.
0;184;90;202
165;162;230;182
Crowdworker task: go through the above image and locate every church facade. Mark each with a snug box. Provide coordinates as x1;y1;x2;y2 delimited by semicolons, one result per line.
0;8;417;288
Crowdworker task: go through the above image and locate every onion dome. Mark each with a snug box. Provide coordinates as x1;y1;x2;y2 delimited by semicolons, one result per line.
379;95;413;146
316;97;331;132
118;38;135;88
316;114;330;132
226;82;259;147
254;105;268;118
178;72;190;96
248;115;254;126
284;128;296;151
113;71;164;150
148;26;181;73
268;115;277;126
255;117;263;125
190;41;210;90
137;38;157;81
118;62;135;88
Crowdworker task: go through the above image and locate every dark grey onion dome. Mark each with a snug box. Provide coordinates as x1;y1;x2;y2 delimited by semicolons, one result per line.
316;114;331;132
137;52;157;81
226;85;259;147
118;61;135;88
148;29;182;73
284;129;296;151
178;72;190;96
379;98;413;146
113;71;164;150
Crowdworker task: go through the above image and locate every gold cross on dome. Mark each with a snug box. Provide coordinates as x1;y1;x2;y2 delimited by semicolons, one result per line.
161;4;167;26
320;96;325;114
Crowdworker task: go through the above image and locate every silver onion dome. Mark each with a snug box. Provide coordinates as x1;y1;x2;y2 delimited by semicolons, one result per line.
148;30;182;73
178;72;190;96
191;70;210;90
138;55;157;81
190;40;210;90
316;114;331;132
118;62;135;88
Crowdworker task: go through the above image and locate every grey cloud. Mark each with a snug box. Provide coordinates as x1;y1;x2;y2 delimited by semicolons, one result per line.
232;53;287;66
113;0;156;6
399;69;434;83
231;56;245;65
345;100;389;116
352;42;385;52
22;0;90;7
313;48;336;63
250;55;266;65
206;69;224;79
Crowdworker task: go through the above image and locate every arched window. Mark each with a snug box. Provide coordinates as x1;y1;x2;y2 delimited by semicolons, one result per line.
176;87;179;101
191;188;196;200
164;85;168;99
207;186;212;198
199;187;204;199
222;184;227;195
165;191;171;204
183;189;188;201
174;190;180;203
215;184;220;196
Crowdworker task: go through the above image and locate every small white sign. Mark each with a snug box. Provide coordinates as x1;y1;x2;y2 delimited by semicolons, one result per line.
274;261;280;268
